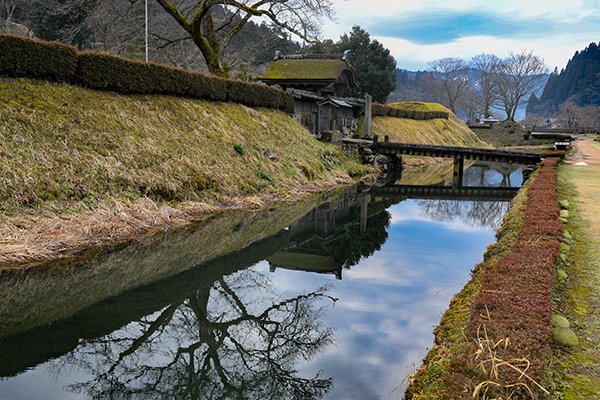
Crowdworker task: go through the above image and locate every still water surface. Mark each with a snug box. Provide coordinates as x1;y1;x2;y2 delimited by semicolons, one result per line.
0;163;523;400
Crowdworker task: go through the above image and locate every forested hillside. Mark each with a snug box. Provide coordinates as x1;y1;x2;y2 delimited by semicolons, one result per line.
1;0;300;74
527;42;600;116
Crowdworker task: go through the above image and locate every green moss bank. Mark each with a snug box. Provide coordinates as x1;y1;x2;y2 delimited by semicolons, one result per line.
0;78;366;267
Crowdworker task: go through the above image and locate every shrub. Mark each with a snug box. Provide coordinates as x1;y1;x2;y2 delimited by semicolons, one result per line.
233;143;245;155
225;79;293;111
75;52;228;101
0;34;78;82
371;103;389;117
257;171;274;182
0;35;293;110
370;102;449;120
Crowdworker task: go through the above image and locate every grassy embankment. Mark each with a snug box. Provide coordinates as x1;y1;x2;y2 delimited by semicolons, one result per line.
370;102;485;148
547;165;600;398
0;77;366;267
470;120;555;149
405;159;564;399
0;84;487;268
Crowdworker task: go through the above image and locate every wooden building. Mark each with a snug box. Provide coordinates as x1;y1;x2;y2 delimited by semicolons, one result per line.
258;54;361;135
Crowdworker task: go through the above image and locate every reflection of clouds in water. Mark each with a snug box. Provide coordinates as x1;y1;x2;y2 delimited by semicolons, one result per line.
259;200;497;399
391;198;512;230
389;201;497;231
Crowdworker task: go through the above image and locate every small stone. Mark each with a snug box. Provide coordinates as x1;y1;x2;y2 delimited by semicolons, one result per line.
559;200;570;209
560;210;570;219
557;269;568;280
560;218;569;223
550;314;570;328
552;327;579;347
263;149;278;160
11;134;27;144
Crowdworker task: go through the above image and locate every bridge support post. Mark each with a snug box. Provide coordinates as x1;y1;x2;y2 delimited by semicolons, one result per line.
452;156;464;189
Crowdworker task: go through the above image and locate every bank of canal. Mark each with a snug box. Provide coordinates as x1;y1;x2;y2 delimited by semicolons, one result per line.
0;163;523;400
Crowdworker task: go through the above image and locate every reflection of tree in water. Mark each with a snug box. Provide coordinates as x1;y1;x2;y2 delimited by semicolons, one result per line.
416;200;511;229
56;270;335;400
335;210;391;268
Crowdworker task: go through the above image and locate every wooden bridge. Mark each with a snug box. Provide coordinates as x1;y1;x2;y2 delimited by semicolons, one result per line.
343;136;541;188
358;184;519;233
369;185;519;202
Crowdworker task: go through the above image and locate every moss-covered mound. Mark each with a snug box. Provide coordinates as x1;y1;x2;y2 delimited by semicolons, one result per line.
0;78;363;218
388;101;449;113
366;103;485;148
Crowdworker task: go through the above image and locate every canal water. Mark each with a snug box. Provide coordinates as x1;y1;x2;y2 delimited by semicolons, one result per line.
0;163;523;400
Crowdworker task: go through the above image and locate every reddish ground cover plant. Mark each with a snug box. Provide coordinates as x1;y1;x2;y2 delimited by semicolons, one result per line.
444;159;562;398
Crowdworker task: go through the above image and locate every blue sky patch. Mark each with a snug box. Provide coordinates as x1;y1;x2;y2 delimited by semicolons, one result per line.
369;11;548;44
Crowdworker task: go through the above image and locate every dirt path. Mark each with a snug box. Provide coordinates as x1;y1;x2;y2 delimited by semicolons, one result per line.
568;138;600;165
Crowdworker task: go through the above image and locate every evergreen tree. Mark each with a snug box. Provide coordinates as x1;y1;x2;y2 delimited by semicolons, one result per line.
303;26;397;102
531;42;600;116
337;26;397;102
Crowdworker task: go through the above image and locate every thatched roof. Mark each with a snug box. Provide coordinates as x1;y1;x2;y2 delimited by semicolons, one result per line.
259;56;359;90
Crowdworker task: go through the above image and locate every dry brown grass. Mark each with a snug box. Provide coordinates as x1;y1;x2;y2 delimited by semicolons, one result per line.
369;114;485;148
0;78;365;218
0;190;333;337
0;77;367;268
0;175;352;269
564;165;600;239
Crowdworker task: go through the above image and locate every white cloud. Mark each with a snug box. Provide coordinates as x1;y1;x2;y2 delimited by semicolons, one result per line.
375;33;596;70
322;0;599;69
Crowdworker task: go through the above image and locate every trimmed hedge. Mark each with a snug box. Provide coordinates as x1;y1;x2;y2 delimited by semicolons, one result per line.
0;34;293;111
76;52;229;102
371;102;449;120
0;34;78;82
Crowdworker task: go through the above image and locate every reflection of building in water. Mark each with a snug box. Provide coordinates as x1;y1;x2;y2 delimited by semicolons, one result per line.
268;192;390;279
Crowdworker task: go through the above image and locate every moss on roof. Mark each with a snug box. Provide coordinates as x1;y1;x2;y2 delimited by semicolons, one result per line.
262;59;348;80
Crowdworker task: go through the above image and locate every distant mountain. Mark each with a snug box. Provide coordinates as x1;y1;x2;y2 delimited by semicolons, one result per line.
528;42;600;117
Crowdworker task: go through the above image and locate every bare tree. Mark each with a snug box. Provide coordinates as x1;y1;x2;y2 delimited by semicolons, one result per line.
470;53;501;119
495;50;547;121
154;0;334;76
427;57;471;113
0;0;17;31
56;269;336;399
557;103;600;130
458;84;484;125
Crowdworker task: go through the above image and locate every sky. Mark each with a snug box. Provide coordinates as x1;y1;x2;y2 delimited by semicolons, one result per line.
320;0;600;71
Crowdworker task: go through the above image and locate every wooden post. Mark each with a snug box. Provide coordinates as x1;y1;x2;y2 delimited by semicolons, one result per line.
452;156;464;189
360;193;369;234
364;94;372;138
384;135;390;142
